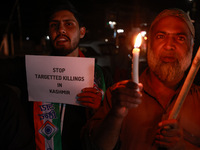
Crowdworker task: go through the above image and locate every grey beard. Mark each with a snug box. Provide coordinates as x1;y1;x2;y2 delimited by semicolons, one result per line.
147;50;192;83
150;61;183;82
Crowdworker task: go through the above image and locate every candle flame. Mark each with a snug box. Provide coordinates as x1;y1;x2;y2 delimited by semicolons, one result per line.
134;33;142;48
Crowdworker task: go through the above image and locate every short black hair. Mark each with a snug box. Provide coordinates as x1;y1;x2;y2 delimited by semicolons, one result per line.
46;0;84;27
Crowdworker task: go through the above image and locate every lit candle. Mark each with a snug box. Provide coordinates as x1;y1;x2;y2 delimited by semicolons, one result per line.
132;33;142;84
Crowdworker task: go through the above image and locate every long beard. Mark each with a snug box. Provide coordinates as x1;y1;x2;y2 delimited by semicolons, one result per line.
147;49;192;83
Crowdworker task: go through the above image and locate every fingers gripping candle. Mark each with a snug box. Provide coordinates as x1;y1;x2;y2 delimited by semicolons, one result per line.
132;33;142;84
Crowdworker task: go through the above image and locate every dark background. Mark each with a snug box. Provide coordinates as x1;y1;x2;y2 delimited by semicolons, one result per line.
0;0;200;84
0;0;199;44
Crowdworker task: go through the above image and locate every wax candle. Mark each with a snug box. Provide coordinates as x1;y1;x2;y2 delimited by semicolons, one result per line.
132;33;142;84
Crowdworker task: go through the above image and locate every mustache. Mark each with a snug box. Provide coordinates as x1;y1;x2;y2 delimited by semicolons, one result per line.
54;34;70;42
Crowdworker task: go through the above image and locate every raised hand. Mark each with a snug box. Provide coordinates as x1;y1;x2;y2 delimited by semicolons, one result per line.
110;80;143;118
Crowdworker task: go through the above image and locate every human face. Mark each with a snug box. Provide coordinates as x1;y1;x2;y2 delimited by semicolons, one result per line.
147;16;193;83
49;10;85;56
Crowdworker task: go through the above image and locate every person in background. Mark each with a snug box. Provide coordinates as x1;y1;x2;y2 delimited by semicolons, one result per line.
0;84;35;150
0;1;112;149
86;8;200;150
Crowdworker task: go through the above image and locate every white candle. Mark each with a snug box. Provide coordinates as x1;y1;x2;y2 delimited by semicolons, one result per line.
132;33;142;84
132;48;140;83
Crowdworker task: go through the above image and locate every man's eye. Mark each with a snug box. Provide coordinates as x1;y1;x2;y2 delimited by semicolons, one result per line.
66;23;72;26
156;34;165;39
65;22;73;26
50;23;57;28
177;36;186;41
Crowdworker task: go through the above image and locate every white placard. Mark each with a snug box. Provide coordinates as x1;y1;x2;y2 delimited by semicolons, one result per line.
25;55;95;105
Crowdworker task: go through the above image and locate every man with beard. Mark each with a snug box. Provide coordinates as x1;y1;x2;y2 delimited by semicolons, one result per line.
86;8;200;149
48;3;85;57
33;2;111;150
0;1;112;150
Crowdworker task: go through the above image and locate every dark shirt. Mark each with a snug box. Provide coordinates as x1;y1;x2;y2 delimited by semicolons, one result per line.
0;84;35;150
88;68;200;149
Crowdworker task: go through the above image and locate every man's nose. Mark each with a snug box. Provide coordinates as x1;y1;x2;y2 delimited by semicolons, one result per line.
164;36;175;50
58;24;66;34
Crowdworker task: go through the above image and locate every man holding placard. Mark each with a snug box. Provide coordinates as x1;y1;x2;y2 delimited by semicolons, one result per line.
87;8;200;149
29;1;113;150
0;1;112;150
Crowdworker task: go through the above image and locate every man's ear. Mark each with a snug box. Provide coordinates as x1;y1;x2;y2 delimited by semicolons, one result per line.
80;27;86;39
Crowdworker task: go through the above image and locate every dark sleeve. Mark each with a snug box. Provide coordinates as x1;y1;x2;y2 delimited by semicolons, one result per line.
81;87;114;150
0;84;35;150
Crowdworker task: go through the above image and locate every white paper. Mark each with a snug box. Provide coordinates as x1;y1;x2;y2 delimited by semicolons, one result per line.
25;55;95;106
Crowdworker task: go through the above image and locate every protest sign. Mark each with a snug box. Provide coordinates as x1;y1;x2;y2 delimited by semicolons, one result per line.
26;55;94;105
